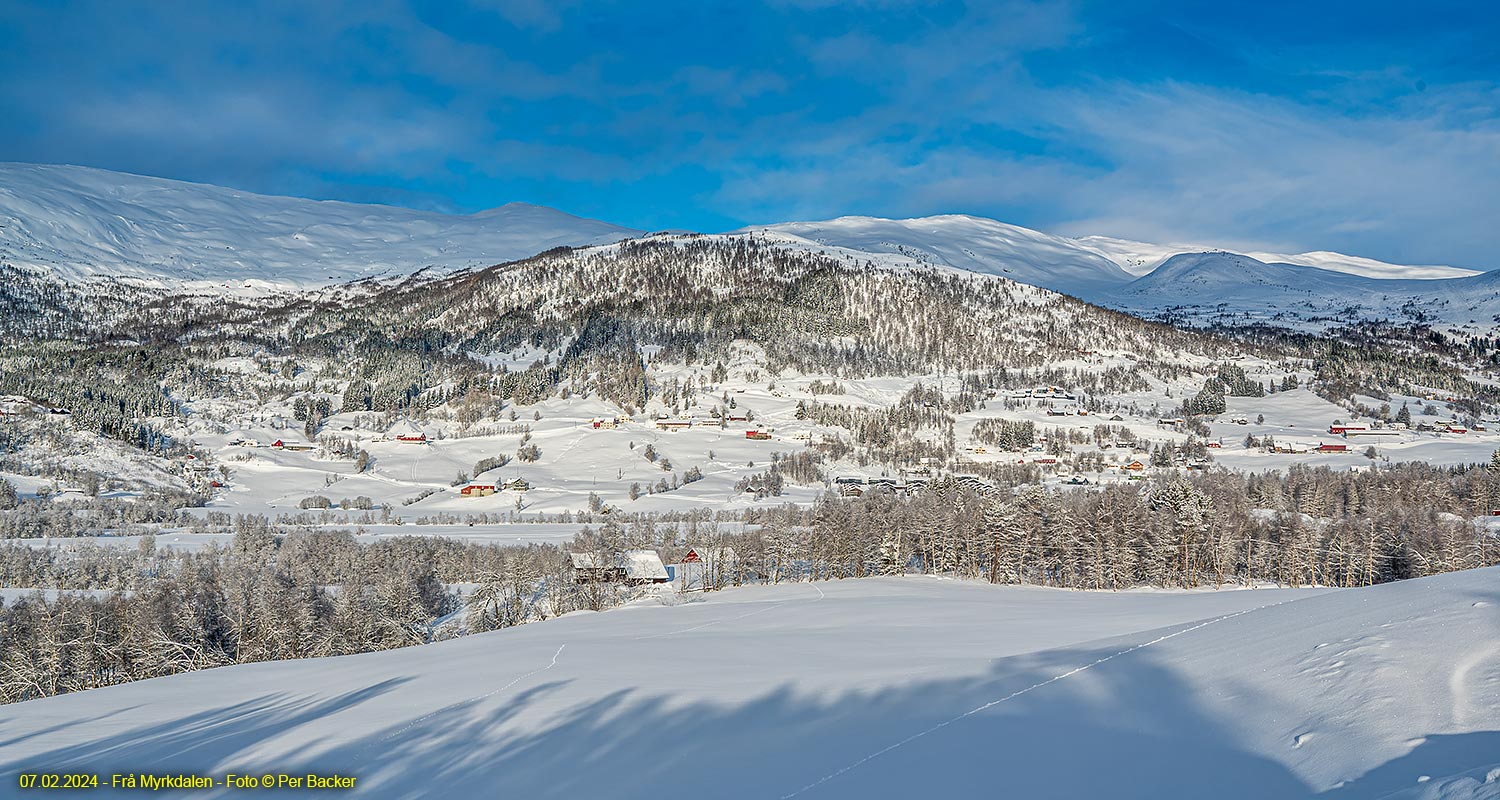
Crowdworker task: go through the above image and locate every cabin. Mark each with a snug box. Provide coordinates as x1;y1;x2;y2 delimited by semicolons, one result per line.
504;478;532;492
1158;418;1185;426
460;484;497;497
569;552;616;583
655;419;692;431
745;430;772;440
569;550;670;585
1205;441;1222;448
726;413;750;423
1126;460;1146;471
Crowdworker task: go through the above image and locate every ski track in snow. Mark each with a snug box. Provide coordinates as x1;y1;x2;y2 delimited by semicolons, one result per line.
635;582;825;641
355;643;566;758
778;599;1288;799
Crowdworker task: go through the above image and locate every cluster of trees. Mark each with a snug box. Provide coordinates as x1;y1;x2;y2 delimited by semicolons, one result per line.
730;463;1500;590
5;456;1499;704
0;524;588;704
971;419;1037;451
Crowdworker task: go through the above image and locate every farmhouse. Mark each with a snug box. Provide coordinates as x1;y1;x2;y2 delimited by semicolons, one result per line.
1125;460;1146;471
569;550;670;585
460;484;497;497
745;430;772;440
396;433;428;444
655;418;692;431
1317;443;1349;453
504;478;531;492
1343;429;1402;439
1328;425;1366;435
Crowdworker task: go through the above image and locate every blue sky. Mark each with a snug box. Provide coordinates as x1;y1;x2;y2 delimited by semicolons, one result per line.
2;0;1498;268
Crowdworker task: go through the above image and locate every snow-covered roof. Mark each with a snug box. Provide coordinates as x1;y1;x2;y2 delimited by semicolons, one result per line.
569;552;603;570
622;550;669;581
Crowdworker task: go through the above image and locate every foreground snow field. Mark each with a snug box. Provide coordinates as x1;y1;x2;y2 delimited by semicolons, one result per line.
2;572;1497;799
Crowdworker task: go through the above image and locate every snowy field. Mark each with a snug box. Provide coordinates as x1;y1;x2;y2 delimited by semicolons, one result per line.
3;572;1497;799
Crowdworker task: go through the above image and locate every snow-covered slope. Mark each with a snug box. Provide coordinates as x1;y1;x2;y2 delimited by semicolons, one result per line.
1076;235;1481;281
0;164;640;289
3;570;1497;799
750;215;1136;297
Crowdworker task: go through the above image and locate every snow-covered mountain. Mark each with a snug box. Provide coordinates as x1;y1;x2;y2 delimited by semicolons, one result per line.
0;163;640;289
3;570;1496;798
1105;251;1500;329
748;215;1137;297
1076;235;1481;281
4;163;1494;329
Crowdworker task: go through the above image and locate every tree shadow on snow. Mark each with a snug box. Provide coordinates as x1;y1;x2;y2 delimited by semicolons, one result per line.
3;626;1495;800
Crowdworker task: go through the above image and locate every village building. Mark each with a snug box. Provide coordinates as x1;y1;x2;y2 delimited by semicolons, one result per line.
569;550;670;585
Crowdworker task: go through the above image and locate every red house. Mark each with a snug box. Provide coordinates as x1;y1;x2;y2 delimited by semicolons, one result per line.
396;433;428;444
745;430;772;440
1328;425;1366;435
1317;443;1348;453
460;484;496;497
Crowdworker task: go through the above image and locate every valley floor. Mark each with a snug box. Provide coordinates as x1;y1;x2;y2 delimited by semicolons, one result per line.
2;572;1497;798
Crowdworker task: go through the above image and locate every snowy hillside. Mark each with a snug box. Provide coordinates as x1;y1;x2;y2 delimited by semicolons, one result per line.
2;571;1496;799
749;215;1136;297
0;164;640;289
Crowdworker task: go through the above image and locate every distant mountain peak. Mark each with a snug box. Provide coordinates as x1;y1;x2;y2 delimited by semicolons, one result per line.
0;163;641;290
